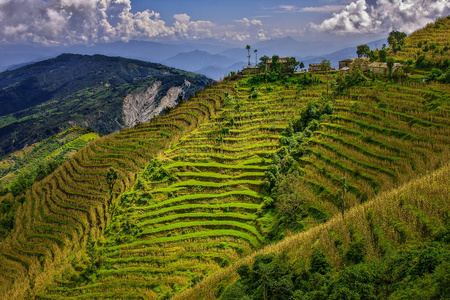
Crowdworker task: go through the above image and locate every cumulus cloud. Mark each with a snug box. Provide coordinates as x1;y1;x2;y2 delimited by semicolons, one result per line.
0;0;272;44
235;18;263;26
309;0;450;34
0;0;173;44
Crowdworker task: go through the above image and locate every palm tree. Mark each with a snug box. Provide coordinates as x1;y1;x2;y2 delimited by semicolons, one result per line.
254;49;258;66
246;45;251;66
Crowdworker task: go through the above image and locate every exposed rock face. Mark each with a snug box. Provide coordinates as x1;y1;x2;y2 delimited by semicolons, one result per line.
122;79;192;127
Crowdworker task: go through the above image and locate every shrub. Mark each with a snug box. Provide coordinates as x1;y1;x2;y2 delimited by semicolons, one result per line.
429;68;443;80
345;239;366;264
222;127;230;135
310;250;331;275
223;94;235;107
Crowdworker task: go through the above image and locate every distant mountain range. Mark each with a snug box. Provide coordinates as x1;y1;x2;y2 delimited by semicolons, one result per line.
0;37;386;80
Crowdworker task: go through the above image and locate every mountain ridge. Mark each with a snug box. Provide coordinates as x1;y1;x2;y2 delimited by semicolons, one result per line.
0;53;210;157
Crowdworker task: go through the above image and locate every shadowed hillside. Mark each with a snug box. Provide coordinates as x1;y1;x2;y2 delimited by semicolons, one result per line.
0;54;210;157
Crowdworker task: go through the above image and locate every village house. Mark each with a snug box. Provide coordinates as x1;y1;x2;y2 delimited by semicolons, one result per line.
309;63;325;72
241;65;259;75
266;57;290;72
241;57;293;74
339;58;370;72
308;61;335;72
339;59;356;69
368;62;403;75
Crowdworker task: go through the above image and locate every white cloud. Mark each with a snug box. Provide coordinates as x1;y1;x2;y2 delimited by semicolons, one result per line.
0;0;273;44
257;31;269;40
279;5;296;12
277;4;345;13
300;5;346;12
309;0;450;34
173;13;190;23
235;18;263;26
0;0;173;44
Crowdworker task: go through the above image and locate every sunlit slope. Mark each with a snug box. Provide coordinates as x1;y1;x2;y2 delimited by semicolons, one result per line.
37;77;323;299
176;162;450;300
37;74;450;299
0;127;98;185
393;16;450;63
0;82;221;299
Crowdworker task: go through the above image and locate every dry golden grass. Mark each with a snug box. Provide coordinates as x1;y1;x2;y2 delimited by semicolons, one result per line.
175;163;450;300
393;16;450;63
0;84;221;299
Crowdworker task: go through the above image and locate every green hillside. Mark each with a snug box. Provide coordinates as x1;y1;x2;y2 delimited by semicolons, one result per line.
0;54;209;157
0;127;99;187
0;66;446;298
0;21;449;299
177;162;450;300
0;127;99;240
392;16;450;68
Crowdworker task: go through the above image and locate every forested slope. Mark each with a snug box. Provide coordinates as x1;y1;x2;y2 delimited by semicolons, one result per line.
0;54;209;157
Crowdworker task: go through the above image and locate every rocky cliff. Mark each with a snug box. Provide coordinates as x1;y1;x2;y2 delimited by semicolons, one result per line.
123;79;192;127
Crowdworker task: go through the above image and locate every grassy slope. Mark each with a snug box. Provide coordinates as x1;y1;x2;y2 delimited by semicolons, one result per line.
32;72;450;299
175;163;450;299
0;81;220;299
0;127;99;186
0;33;449;297
392;16;450;64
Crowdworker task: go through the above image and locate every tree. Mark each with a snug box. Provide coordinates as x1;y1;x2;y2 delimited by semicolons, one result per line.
286;57;299;73
321;58;331;97
271;55;283;76
258;55;270;76
299;61;305;70
378;49;388;62
246;45;251;66
429;68;443;80
388;30;407;53
106;167;118;207
368;50;378;62
356;44;370;58
254;49;258;66
387;57;395;77
276;172;313;222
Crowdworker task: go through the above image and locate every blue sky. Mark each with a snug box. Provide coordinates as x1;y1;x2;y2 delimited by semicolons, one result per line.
130;0;342;25
0;0;449;46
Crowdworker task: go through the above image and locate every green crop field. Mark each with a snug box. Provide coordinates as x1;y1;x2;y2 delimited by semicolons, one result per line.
0;18;449;300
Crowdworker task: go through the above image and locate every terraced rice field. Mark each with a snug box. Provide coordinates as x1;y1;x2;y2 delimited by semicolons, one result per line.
393;16;450;64
300;82;450;210
1;73;449;299
0;127;99;184
35;78;322;299
0;82;223;299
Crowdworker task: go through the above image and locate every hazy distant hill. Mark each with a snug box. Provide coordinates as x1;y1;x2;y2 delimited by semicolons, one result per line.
162;50;236;72
0;37;388;81
299;38;386;69
0;54;210;157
